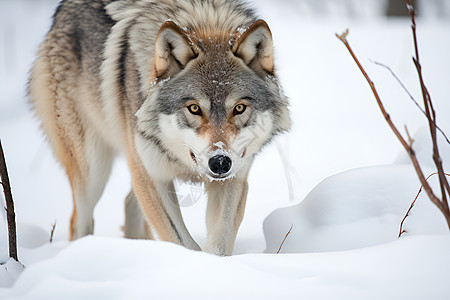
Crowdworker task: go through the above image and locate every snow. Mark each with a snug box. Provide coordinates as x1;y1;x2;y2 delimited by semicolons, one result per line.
1;0;450;298
1;235;450;299
0;259;24;289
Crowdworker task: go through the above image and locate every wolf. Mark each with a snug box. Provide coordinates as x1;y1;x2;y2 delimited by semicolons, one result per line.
29;0;290;256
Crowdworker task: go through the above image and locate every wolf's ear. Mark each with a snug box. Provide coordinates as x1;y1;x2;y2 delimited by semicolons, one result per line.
154;21;196;78
232;19;274;74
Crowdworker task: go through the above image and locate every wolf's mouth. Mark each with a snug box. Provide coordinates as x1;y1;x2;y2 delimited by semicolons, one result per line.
190;150;197;164
208;173;232;180
241;148;247;158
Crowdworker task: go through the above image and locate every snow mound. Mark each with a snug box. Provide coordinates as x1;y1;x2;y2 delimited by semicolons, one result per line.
0;259;24;288
264;164;449;253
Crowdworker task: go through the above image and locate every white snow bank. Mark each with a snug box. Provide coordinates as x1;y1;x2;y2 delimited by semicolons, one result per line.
264;164;448;253
0;259;24;289
1;235;449;300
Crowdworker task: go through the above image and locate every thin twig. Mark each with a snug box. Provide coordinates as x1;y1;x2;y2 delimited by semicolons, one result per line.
0;140;19;261
277;224;293;254
404;125;414;147
370;60;449;145
49;221;56;243
399;172;450;238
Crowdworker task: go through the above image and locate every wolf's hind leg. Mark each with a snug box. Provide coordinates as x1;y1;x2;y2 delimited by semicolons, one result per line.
29;50;114;240
124;189;153;239
68;130;114;240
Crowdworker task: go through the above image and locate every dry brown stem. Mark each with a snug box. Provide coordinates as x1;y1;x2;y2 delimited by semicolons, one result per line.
50;221;56;243
277;224;293;254
399;173;450;238
0;139;19;261
406;0;450;217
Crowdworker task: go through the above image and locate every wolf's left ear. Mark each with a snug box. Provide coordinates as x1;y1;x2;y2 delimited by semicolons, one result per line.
154;21;197;78
232;19;274;74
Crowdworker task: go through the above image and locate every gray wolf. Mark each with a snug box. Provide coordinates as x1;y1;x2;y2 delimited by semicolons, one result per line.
28;0;290;256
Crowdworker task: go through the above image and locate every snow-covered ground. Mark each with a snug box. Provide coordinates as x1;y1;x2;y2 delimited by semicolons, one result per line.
1;0;450;298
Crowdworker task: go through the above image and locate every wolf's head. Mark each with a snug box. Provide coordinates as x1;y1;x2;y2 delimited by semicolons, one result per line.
137;19;290;181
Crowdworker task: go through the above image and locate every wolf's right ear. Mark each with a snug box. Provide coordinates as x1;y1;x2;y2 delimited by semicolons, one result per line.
154;21;197;78
232;20;274;75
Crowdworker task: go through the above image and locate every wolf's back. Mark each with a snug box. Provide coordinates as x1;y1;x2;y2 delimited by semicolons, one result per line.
45;0;116;87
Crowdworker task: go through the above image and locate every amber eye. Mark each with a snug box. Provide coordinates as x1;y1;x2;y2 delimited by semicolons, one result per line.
233;104;246;115
187;104;201;115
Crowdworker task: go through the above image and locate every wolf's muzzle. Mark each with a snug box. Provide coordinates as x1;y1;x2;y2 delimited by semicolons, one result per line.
208;155;232;176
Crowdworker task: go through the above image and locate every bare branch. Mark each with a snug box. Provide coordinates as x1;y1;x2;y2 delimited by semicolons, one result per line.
277;224;293;254
399;172;450;238
50;221;57;243
404;125;414;148
406;0;450;212
336;29;450;229
0;140;19;261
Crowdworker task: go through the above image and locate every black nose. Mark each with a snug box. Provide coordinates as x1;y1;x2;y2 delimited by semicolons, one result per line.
208;155;232;175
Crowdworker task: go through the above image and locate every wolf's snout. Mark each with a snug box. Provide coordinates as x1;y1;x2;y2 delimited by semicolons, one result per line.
208;155;232;176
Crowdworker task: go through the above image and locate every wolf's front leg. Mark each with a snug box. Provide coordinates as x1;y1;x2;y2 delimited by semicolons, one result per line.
128;152;200;251
204;179;249;256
